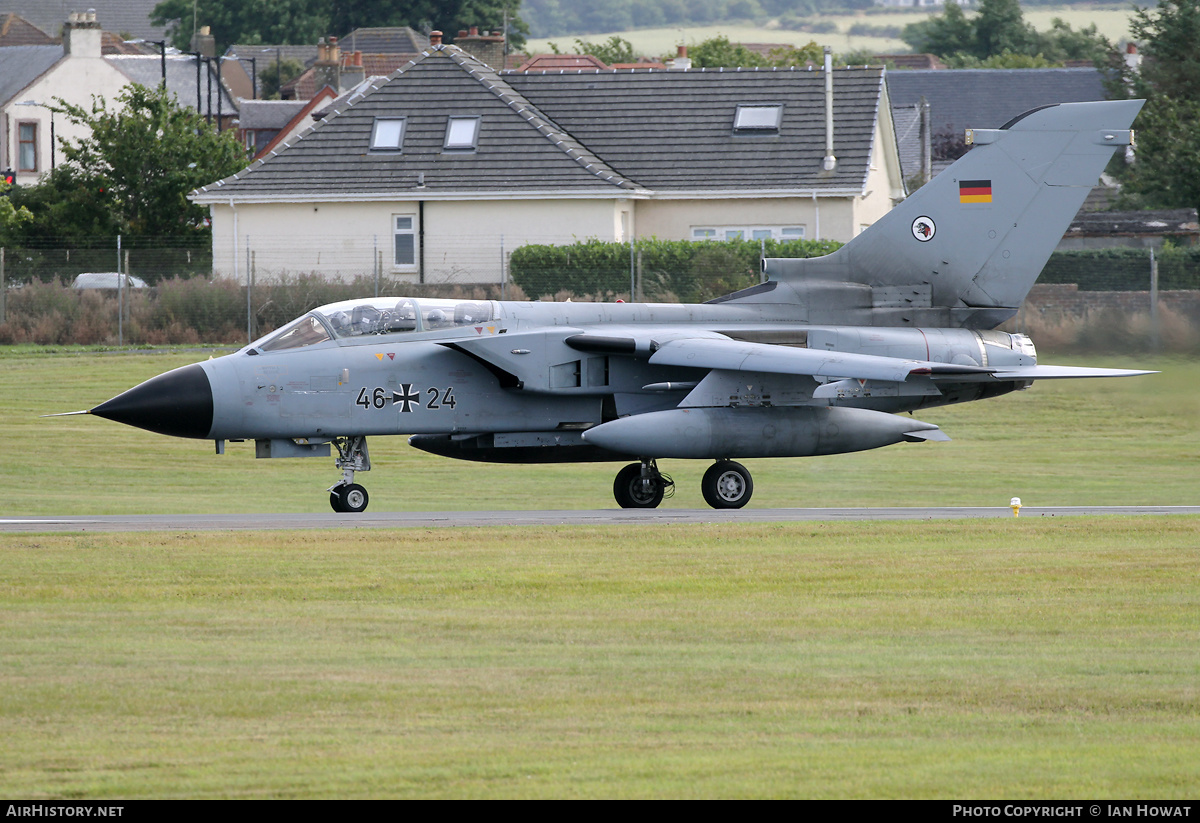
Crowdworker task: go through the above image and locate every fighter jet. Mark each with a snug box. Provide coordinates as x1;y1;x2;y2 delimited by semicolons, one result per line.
82;100;1153;512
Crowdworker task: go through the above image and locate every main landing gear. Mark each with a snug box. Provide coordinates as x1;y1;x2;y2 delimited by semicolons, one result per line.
328;436;371;513
613;459;754;510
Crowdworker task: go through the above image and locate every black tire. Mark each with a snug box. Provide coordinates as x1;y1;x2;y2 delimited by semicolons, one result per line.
613;463;664;509
331;483;369;513
701;461;753;509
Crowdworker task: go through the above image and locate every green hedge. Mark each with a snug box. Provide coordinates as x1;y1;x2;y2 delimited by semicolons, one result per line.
509;238;843;303
510;242;1200;300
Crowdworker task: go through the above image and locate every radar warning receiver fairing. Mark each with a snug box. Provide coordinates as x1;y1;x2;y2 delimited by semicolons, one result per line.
82;100;1153;512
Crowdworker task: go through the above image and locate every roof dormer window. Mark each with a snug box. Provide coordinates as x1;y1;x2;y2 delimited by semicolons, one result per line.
733;105;782;132
370;117;406;151
444;116;480;151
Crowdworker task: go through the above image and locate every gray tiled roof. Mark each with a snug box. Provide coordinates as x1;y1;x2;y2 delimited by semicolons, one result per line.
197;47;886;201
505;66;883;193
226;44;320;65
886;68;1108;140
238;99;308;130
107;54;238;115
891;103;925;186
341;27;428;55
0;0;168;41
0;44;62;104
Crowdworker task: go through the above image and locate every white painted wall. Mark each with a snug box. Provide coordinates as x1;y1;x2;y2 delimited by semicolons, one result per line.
209;198;625;283
2;42;128;185
634;196;857;243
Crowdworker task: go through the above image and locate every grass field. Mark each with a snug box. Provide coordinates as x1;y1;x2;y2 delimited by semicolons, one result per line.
2;519;1198;798
523;5;1138;60
2;346;1195;514
2;346;1197;798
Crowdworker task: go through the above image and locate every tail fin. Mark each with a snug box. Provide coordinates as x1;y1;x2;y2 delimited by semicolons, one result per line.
759;99;1144;328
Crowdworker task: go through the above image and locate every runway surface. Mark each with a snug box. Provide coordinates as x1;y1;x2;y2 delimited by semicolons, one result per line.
3;506;1199;532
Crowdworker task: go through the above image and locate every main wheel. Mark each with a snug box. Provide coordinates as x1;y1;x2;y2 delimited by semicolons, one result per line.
701;461;753;509
613;463;664;509
330;483;369;513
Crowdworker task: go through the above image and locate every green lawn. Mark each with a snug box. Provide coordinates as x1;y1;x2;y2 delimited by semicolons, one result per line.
1;519;1198;798
2;347;1194;514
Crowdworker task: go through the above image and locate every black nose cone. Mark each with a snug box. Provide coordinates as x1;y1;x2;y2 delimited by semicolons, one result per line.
92;363;214;439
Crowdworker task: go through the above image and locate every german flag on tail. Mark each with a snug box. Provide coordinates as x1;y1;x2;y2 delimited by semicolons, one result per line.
959;179;992;204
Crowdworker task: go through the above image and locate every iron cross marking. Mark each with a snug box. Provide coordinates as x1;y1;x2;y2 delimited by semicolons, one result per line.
393;383;420;413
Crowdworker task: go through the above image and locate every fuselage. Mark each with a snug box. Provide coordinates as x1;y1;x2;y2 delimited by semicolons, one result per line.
96;295;1035;450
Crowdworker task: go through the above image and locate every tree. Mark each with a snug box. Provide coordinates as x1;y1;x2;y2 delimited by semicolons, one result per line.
1113;0;1200;214
973;0;1037;59
691;35;769;68
571;36;637;65
258;57;306;100
151;0;329;52
901;0;1108;66
902;1;974;58
20;84;248;239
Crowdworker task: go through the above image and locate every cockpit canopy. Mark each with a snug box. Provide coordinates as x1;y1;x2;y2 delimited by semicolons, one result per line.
256;297;498;352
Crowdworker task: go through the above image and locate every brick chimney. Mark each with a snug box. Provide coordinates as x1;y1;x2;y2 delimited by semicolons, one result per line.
453;25;505;69
191;24;215;57
670;45;691;70
313;36;341;91
63;9;102;58
341;50;365;91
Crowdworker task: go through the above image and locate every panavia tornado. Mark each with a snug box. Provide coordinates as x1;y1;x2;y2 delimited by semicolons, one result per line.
80;100;1152;512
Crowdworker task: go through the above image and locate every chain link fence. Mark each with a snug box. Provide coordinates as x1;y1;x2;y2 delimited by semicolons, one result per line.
2;237;1198;352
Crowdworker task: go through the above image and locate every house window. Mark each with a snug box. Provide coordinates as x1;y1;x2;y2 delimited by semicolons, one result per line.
444;116;480;150
18;122;37;172
394;215;416;267
693;225;807;241
371;118;406;151
733;105;782;132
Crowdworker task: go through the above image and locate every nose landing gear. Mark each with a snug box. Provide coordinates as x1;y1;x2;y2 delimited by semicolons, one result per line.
328;436;371;513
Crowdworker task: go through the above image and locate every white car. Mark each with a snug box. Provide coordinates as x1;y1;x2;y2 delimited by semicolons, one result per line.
71;272;148;290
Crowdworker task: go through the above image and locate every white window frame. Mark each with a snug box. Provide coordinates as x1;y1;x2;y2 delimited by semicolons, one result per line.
733;105;782;132
393;214;417;269
444;116;481;151
370;117;406;152
17;121;38;173
692;225;806;241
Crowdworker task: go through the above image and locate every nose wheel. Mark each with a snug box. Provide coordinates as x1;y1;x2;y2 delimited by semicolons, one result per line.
330;483;369;513
328;435;371;513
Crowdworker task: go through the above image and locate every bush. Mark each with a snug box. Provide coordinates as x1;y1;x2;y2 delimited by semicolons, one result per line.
1041;248;1200;291
510;237;842;302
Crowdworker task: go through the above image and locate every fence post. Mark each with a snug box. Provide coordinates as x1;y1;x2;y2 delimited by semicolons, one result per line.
1;248;5;327
629;238;635;301
120;249;130;346
246;238;252;344
373;234;379;298
1150;247;1159;351
250;251;257;341
636;248;643;302
500;234;506;301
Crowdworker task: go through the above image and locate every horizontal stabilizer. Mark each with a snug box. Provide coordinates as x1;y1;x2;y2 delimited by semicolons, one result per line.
991;365;1158;380
903;428;952;442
